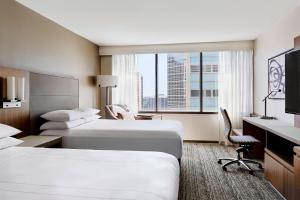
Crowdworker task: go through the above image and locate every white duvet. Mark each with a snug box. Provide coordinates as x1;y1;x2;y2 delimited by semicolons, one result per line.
41;119;183;159
0;147;180;200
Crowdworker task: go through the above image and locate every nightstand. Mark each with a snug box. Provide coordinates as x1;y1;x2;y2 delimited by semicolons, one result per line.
17;135;62;148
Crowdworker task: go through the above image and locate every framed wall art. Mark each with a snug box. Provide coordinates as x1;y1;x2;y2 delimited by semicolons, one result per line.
268;49;293;99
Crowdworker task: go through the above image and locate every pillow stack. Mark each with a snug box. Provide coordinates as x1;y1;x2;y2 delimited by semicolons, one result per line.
40;108;101;130
0;124;23;149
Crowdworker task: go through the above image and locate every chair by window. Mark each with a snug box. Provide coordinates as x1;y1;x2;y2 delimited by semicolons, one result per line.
105;104;136;120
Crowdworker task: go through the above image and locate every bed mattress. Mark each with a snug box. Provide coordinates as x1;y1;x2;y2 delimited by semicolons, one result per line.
0;147;179;200
41;119;183;159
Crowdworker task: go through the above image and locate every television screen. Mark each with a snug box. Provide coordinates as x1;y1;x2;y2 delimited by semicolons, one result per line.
285;50;300;114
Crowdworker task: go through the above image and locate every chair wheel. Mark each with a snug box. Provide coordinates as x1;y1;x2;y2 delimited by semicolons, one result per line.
222;166;227;171
249;171;254;175
218;160;222;164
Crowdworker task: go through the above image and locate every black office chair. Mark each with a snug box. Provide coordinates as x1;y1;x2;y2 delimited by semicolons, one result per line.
218;108;263;175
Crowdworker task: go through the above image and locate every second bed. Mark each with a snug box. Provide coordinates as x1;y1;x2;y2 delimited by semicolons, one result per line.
41;119;183;159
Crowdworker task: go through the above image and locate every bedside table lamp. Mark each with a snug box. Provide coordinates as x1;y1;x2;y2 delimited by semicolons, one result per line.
97;75;118;105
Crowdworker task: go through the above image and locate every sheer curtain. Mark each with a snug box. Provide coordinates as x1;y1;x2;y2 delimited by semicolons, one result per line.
218;50;253;129
112;55;138;113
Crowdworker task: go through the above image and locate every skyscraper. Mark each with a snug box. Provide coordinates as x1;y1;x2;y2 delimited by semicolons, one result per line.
166;52;218;112
137;72;143;110
137;52;218;112
167;53;191;111
202;52;219;112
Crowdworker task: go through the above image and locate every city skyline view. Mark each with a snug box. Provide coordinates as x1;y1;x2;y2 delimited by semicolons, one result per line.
136;52;219;112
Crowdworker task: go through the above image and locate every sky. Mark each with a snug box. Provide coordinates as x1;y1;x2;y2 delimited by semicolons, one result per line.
136;54;168;96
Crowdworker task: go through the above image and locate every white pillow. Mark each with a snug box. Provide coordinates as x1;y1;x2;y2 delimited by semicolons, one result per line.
0;124;22;139
41;110;84;122
0;137;23;150
73;108;100;117
40;118;86;130
84;115;101;122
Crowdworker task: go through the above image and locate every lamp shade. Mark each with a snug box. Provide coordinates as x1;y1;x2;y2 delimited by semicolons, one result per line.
97;75;118;87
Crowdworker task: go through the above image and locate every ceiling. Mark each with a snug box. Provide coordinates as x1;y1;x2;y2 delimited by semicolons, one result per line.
17;0;300;46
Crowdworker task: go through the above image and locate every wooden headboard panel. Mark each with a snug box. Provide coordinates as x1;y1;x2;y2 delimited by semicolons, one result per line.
0;67;79;136
29;72;79;134
0;67;30;137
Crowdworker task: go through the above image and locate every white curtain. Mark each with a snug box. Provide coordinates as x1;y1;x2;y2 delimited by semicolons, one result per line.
218;50;253;129
112;55;138;113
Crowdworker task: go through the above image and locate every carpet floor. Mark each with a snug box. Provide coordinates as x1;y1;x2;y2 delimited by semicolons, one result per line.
179;143;284;200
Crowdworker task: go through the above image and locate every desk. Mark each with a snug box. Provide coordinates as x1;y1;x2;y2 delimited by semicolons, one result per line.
295;147;300;198
243;117;300;199
243;117;300;144
243;117;300;161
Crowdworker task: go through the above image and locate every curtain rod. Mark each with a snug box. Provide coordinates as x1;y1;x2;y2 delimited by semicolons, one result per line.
99;40;254;55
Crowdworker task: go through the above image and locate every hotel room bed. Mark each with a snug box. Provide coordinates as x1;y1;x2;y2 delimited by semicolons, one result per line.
0;147;180;200
28;73;183;159
41;119;183;159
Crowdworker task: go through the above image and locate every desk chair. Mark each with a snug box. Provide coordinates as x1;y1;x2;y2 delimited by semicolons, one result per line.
218;108;263;175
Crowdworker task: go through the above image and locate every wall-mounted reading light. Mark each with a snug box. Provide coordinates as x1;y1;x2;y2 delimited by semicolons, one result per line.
17;77;25;101
2;76;25;109
6;76;16;102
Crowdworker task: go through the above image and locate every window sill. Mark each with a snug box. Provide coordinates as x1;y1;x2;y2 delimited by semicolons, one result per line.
138;111;218;114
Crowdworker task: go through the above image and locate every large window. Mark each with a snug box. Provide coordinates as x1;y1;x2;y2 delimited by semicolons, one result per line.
157;53;201;112
136;52;219;113
136;54;156;112
202;52;219;112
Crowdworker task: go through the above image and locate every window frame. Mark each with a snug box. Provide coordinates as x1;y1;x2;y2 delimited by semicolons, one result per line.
138;52;218;114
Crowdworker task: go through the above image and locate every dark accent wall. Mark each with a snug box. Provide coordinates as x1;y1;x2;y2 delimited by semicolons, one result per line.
0;0;100;108
0;67;29;137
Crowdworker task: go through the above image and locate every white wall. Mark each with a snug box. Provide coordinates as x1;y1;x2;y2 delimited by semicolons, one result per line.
0;0;100;108
161;114;220;141
254;5;300;123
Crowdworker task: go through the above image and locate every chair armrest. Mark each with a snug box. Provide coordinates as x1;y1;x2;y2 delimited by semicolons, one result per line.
105;106;119;120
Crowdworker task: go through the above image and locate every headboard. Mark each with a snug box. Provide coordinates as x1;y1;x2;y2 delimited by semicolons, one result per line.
29;72;79;134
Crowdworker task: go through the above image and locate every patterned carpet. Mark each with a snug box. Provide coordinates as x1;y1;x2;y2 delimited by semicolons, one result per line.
179;143;283;200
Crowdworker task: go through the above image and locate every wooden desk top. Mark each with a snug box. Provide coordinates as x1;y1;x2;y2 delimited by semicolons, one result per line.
243;117;300;145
